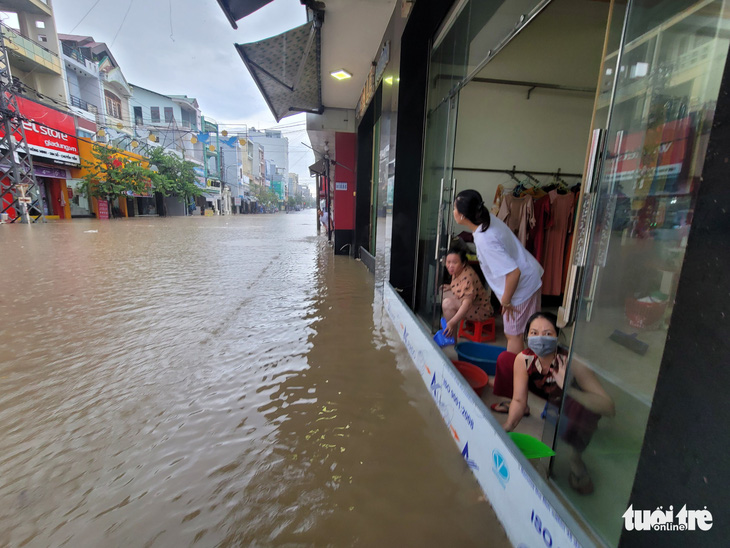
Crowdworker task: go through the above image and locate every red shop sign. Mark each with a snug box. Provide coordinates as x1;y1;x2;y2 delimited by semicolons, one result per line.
0;95;80;165
97;199;109;220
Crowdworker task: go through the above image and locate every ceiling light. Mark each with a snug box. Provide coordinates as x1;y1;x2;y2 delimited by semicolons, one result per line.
384;76;393;85
330;69;352;81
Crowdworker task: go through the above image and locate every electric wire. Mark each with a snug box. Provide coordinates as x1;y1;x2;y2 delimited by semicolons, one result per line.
110;0;135;48
69;0;106;34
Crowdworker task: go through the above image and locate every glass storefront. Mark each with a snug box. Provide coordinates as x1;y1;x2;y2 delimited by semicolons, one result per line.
553;0;730;544
414;0;549;331
415;0;730;544
68;179;94;217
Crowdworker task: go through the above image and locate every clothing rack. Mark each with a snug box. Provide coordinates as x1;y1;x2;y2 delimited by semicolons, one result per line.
453;166;583;179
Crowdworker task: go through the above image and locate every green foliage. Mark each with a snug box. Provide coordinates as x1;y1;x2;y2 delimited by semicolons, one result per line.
252;184;280;207
147;147;204;199
287;196;296;207
79;143;155;203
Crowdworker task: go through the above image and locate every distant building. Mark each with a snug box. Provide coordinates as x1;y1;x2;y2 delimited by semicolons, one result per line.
248;128;289;176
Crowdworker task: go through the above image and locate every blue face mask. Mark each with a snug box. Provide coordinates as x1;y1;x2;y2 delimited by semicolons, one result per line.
527;335;558;356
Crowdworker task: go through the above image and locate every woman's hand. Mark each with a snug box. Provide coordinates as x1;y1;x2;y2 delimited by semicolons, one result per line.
501;301;514;320
444;318;459;338
552;355;567;389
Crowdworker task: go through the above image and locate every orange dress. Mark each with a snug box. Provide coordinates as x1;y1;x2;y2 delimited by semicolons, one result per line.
450;264;493;321
542;190;575;296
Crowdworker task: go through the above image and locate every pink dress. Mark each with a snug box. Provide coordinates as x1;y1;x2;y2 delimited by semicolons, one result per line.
497;194;535;247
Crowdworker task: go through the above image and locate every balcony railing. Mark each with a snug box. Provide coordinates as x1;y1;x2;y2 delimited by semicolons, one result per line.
62;43;89;64
2;22;61;74
70;94;98;114
179;120;198;131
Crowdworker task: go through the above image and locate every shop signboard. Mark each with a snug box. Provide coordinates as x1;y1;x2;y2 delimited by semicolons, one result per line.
97;199;109;220
0;97;80;165
34;166;68;178
383;283;587;548
611;116;691;192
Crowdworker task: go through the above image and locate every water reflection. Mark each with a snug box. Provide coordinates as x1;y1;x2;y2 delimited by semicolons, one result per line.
0;214;507;546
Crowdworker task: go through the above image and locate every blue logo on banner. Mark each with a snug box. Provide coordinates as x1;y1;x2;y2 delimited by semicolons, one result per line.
492;449;510;487
462;442;479;470
430;373;441;395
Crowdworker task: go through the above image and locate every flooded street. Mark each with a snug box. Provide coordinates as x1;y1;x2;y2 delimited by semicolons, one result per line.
0;213;508;547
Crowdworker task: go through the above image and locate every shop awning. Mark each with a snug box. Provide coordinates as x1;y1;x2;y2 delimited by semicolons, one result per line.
235;20;323;123
309;158;326;176
215;0;274;29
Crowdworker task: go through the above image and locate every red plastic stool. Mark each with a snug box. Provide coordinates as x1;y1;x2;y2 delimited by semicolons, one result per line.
459;318;496;343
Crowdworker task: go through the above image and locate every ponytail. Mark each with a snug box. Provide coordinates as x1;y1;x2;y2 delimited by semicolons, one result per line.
455;190;491;231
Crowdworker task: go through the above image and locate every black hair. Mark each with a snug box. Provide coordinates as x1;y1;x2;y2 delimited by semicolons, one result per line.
446;245;467;264
454;189;491;232
523;311;560;343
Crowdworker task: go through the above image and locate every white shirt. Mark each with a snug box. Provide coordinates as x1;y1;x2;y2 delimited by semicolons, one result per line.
472;213;543;305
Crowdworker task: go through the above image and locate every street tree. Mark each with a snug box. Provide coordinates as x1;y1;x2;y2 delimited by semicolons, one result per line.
147;147;204;207
252;185;280;210
79;143;155;218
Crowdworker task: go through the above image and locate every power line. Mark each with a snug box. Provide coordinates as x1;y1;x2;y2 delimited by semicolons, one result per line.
110;0;135;47
70;0;106;34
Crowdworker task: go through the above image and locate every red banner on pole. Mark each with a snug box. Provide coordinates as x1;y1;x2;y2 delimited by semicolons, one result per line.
97;199;109;220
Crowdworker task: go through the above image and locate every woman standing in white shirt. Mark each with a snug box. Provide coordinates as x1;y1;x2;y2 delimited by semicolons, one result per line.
453;189;544;353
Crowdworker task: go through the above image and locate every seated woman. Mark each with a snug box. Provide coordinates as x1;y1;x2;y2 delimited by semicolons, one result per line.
495;312;615;494
442;246;493;338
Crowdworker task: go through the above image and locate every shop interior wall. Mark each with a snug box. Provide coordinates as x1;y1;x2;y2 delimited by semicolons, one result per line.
453;84;594;204
452;0;609;211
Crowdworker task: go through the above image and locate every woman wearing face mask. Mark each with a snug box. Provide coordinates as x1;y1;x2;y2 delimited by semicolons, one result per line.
499;312;615;494
441;246;493;338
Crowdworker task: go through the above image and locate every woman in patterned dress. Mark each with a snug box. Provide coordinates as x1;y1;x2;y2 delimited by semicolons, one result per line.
442;246;493;338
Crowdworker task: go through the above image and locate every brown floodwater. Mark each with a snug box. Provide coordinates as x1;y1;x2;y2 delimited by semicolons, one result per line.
0;212;509;547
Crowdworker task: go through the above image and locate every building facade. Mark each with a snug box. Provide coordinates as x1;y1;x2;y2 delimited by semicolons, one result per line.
0;0;65;108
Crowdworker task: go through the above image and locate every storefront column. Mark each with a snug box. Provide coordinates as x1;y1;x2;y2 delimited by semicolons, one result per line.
621;42;730;548
334;132;356;255
118;197;129;217
60;180;71;219
389;0;454;307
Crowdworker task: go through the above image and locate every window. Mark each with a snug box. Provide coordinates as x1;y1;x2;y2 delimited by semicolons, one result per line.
38;35;47;42
133;106;143;125
150;107;160;123
0;12;19;30
35;20;45;28
104;90;122;119
164;107;173;123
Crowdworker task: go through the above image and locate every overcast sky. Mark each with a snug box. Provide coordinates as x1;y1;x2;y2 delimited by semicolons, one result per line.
52;0;316;188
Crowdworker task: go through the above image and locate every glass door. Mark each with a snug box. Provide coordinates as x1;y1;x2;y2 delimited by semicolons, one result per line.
414;98;459;330
551;0;730;544
414;3;470;330
370;116;381;254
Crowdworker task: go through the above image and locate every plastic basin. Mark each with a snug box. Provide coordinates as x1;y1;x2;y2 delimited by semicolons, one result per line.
455;342;506;376
508;432;556;459
452;360;489;397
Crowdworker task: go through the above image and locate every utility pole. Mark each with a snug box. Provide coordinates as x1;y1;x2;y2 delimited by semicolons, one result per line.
0;25;44;224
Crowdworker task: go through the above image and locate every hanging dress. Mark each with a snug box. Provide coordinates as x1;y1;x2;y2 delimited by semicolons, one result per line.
542;190;575;296
497;194;535;247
